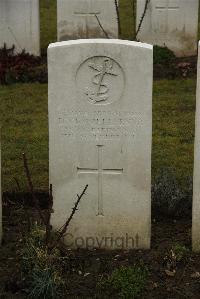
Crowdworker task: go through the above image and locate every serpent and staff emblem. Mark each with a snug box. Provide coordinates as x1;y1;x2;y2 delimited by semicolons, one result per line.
85;58;118;104
76;56;124;105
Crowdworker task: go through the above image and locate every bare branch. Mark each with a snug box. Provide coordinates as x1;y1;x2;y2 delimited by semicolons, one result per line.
49;184;88;250
135;0;150;39
132;0;136;39
95;15;110;38
13;177;20;191
45;184;53;245
114;0;121;36
22;152;46;225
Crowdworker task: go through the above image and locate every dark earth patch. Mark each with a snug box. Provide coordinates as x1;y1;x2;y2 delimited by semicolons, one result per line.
0;198;199;298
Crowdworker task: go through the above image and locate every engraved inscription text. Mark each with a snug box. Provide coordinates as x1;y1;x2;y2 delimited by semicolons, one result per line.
58;110;142;140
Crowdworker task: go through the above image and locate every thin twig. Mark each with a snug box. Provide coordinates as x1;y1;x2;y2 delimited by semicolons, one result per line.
174;287;190;298
95;15;109;38
22;152;46;225
13;177;20;191
45;184;53;245
114;0;121;36
177;263;189;285
49;184;88;251
132;0;136;39
135;0;150;39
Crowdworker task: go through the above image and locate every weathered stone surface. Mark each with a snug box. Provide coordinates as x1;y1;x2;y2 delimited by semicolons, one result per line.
136;0;199;57
0;135;2;245
48;39;152;250
57;0;118;41
193;42;200;252
0;0;40;56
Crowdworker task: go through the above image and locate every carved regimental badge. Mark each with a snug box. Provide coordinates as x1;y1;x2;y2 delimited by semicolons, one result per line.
76;56;125;105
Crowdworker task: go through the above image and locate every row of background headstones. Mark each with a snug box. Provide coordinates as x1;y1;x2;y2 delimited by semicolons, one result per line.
0;0;199;57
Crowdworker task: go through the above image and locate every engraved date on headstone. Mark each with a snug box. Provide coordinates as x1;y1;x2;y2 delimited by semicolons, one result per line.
57;110;142;140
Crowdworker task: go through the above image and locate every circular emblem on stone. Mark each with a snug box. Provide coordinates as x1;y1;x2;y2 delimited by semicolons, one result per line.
76;56;125;105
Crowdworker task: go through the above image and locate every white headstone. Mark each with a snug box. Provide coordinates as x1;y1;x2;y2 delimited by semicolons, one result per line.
136;0;199;57
0;0;40;56
57;0;118;41
0;135;2;245
193;41;200;252
48;39;152;250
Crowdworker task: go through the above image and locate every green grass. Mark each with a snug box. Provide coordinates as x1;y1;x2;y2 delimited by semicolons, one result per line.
0;84;48;192
0;1;197;192
40;0;57;54
98;265;148;298
0;79;196;192
152;79;196;186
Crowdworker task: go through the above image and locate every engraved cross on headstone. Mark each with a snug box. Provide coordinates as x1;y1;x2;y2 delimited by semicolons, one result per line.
73;9;101;37
154;1;179;33
0;3;22;50
77;145;123;216
155;0;179;11
0;4;6;30
74;10;100;17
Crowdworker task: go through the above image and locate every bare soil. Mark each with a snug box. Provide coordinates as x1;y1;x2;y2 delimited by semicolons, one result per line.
0;198;200;298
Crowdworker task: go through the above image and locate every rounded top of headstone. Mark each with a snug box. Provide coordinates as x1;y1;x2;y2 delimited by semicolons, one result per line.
48;39;153;51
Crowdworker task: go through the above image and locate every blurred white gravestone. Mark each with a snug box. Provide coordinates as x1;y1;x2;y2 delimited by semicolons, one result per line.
136;0;199;57
57;0;118;41
0;135;2;244
0;0;40;56
193;42;200;252
48;39;152;250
